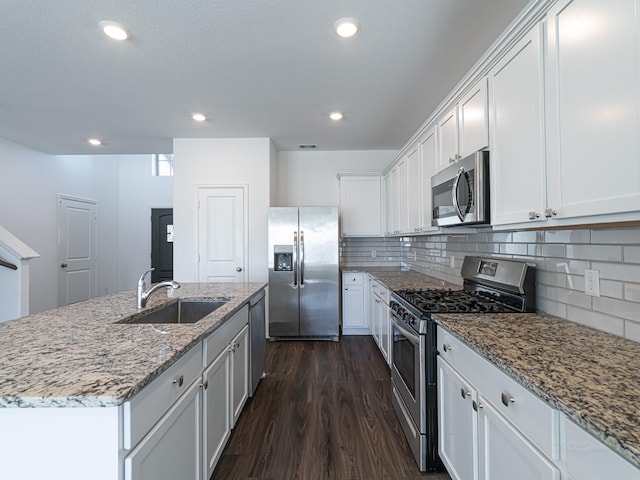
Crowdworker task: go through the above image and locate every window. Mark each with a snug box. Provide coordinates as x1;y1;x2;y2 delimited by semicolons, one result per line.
152;154;174;176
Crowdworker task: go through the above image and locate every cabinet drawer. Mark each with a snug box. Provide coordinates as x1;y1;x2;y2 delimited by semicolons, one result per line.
123;342;203;450
343;273;364;285
371;279;389;304
438;326;558;460
204;305;249;367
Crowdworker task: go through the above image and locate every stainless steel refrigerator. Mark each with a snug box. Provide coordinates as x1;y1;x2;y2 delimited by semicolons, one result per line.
268;207;339;340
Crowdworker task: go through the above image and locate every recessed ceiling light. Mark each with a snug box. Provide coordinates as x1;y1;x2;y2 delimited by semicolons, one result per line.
192;113;207;122
334;18;359;38
88;138;102;146
99;21;130;41
330;112;344;121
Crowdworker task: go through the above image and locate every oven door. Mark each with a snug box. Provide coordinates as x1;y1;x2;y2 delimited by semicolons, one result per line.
390;312;426;432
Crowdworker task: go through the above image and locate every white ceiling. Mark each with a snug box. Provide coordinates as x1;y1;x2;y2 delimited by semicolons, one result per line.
0;0;530;155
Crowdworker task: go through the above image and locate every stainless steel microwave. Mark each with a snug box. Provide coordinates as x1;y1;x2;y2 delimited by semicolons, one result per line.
431;151;490;226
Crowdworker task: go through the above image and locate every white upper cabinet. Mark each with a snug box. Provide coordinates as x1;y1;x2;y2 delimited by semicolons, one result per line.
545;0;640;221
395;156;408;234
490;23;547;226
437;79;489;173
384;168;397;235
338;174;383;237
459;78;490;159
437;105;460;171
419;127;440;232
406;143;422;233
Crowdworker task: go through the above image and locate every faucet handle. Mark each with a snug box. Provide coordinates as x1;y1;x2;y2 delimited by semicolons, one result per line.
138;268;155;286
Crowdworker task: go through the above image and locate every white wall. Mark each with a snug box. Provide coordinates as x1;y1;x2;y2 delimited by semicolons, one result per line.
0;138;120;313
117;155;173;290
172;138;272;283
273;150;394;206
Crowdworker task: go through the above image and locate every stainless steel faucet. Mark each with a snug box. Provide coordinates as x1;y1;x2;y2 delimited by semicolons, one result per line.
137;268;181;309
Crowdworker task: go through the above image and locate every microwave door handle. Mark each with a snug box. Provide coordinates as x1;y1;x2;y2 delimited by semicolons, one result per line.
452;166;465;221
292;231;298;288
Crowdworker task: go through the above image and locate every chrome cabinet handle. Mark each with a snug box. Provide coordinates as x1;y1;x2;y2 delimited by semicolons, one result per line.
61;263;68;268
544;208;558;218
173;375;184;387
501;392;515;407
473;400;483;412
528;211;540;220
460;388;471;399
200;380;209;389
443;344;453;352
236;267;242;272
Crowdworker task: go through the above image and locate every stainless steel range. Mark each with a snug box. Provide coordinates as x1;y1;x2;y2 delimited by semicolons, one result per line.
389;256;536;472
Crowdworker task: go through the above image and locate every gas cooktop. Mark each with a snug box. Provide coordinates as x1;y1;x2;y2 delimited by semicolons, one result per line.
394;289;518;314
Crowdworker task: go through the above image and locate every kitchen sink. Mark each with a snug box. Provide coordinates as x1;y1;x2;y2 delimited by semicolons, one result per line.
116;298;229;324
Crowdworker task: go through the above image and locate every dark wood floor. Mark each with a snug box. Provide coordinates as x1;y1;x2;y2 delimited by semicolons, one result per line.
211;336;451;480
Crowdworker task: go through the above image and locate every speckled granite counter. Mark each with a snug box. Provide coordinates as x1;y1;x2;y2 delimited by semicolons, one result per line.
435;313;640;469
341;266;459;291
0;282;266;408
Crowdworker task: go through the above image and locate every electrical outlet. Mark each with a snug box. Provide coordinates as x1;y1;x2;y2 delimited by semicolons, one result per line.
584;269;600;297
371;249;376;258
450;256;456;268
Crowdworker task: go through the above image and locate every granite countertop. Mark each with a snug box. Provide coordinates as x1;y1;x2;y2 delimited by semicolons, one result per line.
342;266;459;291
0;282;266;409
435;313;640;470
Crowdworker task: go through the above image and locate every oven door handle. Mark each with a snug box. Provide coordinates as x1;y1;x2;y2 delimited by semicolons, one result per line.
390;314;421;346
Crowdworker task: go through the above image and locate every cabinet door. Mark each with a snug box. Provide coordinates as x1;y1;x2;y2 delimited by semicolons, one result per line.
490;23;546;225
406;143;422;233
231;324;250;425
202;349;231;479
343;284;365;330
395;157;408;233
459;78;489;158
437;105;459;171
477;396;560;480
384;169;397;235
339;175;383;236
546;0;640;220
438;356;478;480
419;128;439;232
378;300;391;366
125;380;201;480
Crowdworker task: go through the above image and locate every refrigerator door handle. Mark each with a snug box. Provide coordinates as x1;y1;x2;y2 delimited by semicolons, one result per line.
300;230;305;287
292;231;298;288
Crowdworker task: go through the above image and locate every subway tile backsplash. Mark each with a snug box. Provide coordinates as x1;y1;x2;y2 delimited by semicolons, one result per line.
341;225;640;342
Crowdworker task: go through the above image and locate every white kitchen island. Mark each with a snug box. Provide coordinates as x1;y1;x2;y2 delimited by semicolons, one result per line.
0;282;266;480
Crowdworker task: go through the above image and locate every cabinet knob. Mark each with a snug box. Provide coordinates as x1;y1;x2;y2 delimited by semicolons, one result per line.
473;400;483;412
200;380;209;390
544;208;558;218
460;388;471;399
528;211;540;220
443;344;453;352
172;375;184;388
501;392;515;407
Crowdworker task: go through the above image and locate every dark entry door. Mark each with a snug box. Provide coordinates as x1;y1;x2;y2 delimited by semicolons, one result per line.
151;208;173;283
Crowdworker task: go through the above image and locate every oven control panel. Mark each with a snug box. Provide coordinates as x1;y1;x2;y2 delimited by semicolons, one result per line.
390;300;419;328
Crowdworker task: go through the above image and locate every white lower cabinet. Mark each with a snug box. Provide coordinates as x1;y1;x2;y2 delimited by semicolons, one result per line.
125;379;202;480
478;395;559;480
342;272;369;335
438;326;559;480
437;326;640;480
370;277;391;366
230;324;250;424
124;302;251;480
202;347;231;478
437;356;477;480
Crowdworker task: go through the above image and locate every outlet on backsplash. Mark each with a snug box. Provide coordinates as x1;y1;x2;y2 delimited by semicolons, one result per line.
371;249;376;258
584;269;600;297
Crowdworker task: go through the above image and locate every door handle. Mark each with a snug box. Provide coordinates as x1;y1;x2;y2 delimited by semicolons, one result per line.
293;231;298;288
61;263;68;268
236;267;242;272
299;230;305;287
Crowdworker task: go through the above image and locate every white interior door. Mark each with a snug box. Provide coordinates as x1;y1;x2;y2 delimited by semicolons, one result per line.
58;196;97;306
197;186;246;282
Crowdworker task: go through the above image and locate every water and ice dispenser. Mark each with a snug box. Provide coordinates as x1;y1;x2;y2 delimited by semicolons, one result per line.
273;245;293;272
